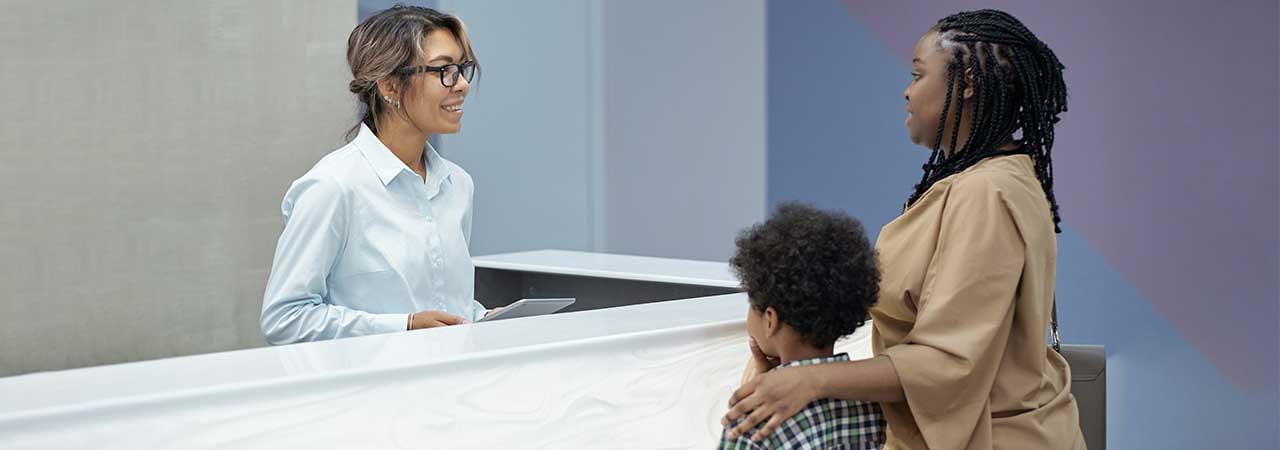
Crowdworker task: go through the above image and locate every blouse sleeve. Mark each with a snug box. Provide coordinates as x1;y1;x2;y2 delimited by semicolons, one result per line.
259;177;408;345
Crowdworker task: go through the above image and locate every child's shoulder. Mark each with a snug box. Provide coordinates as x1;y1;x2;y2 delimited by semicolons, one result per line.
719;398;885;450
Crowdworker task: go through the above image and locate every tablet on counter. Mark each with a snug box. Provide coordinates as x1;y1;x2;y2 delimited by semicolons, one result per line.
477;298;576;322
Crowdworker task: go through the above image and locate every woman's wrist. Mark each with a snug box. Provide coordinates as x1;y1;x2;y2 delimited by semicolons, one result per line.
806;364;831;400
803;356;904;403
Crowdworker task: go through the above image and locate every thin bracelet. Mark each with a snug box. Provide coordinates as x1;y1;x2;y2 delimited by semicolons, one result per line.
407;312;415;330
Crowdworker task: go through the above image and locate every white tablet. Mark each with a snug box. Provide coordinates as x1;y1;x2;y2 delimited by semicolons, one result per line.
477;298;576;322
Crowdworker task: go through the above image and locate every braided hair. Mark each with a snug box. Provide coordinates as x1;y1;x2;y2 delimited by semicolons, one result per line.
907;9;1067;233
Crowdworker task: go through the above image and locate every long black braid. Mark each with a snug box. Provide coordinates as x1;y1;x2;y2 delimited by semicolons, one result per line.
906;9;1068;233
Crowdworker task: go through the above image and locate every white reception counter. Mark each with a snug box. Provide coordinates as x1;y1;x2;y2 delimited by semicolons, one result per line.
0;252;873;449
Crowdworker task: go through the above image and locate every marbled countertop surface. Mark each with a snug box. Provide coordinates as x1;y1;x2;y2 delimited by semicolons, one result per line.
0;293;873;449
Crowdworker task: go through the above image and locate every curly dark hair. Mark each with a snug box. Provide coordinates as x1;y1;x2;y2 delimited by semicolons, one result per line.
730;202;880;348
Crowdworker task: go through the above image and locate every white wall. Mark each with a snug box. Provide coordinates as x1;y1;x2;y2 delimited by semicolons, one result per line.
0;0;356;376
602;0;767;261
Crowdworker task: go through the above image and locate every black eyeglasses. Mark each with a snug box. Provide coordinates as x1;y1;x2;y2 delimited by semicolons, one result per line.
397;61;477;87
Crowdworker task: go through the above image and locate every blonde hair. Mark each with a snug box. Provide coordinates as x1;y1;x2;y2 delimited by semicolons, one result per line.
345;5;479;141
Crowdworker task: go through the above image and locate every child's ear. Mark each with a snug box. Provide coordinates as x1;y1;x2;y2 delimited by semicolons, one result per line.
764;307;780;337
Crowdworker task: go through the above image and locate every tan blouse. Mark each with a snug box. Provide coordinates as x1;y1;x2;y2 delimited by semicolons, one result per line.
871;154;1086;450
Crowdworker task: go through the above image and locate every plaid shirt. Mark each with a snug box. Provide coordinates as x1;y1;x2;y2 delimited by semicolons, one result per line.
719;353;886;450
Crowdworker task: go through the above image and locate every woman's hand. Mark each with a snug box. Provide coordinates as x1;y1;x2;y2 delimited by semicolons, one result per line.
722;365;820;442
408;310;467;330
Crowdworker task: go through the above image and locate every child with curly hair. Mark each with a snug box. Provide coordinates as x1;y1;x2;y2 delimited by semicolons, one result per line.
718;202;885;450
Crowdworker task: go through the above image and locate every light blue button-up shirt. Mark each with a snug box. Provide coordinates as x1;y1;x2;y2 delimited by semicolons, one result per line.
260;124;484;345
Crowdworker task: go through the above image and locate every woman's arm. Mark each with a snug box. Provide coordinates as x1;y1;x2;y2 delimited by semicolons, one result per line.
813;355;904;402
260;177;408;345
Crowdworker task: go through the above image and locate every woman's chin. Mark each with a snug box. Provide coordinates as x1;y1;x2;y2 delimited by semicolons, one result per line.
428;123;462;135
905;132;937;151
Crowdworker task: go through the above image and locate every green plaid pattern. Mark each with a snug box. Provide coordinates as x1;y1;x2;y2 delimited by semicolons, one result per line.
719;353;886;450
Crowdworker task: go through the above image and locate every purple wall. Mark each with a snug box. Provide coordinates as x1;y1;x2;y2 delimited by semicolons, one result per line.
770;0;1279;447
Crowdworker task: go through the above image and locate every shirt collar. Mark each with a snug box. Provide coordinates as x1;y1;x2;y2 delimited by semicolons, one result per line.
774;352;850;370
353;123;453;188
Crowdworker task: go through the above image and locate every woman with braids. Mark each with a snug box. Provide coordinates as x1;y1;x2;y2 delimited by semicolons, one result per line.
260;6;490;344
721;10;1086;449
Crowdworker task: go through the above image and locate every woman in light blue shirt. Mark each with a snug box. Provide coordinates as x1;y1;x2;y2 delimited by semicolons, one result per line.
261;6;486;345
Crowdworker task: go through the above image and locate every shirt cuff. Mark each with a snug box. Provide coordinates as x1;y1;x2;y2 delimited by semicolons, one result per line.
369;313;412;334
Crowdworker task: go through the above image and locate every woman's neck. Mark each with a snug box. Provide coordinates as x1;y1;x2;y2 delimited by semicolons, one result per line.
942;138;1019;158
376;118;430;177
